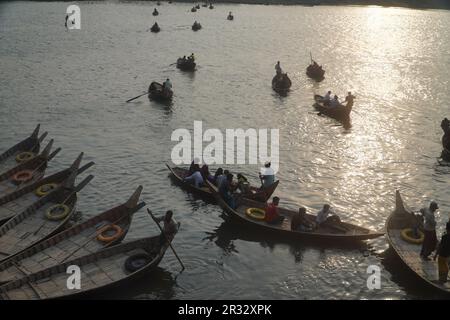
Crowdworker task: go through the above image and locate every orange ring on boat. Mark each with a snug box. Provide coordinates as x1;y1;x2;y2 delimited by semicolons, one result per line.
15;152;35;163
12;170;34;184
401;228;424;245
97;224;123;243
245;208;266;220
35;183;58;197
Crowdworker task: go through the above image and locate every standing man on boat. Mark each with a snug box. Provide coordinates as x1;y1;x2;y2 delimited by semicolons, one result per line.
420;201;439;261
275;61;282;76
155;210;179;243
259;161;275;188
434;222;450;283
344;91;355;106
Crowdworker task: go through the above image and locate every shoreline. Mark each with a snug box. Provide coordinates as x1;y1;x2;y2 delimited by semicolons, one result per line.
164;0;450;10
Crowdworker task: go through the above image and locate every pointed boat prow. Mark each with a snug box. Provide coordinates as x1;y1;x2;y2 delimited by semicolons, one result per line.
125;185;143;209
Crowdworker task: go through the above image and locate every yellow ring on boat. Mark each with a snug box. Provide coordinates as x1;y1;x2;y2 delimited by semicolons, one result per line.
35;183;58;197
245;208;266;220
45;204;70;221
97;224;123;243
401;228;424;245
15;152;35;163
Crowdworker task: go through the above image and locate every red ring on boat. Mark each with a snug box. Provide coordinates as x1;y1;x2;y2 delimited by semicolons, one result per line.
12;170;33;184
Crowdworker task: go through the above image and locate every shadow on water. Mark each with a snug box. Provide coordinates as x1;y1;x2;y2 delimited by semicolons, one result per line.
86;267;178;300
380;247;450;300
203;217;371;262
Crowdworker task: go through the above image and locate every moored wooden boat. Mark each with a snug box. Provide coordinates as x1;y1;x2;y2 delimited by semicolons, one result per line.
206;180;384;242
0;232;175;299
0;140;60;198
313;94;352;123
176;57;196;71
386;190;450;294
0;186;145;285
0;153;94;225
0;124;47;176
148;82;173;101
272;73;292;95
306;64;325;81
0;168;93;263
166;164;279;203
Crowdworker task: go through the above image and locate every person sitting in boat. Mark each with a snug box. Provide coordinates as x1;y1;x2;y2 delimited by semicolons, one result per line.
344;91;355;106
259;161;275;188
236;173;251;194
323;91;332;104
154;210;179;243
200;164;214;183
291;207;315;232
188;157;200;175
216;169;229;188
219;173;237;209
330;95;340;107
265;196;285;225
433;222;450;284
315;204;337;226
275;61;282;76
420;201;439;261
162;78;173;94
212;167;223;184
188;52;195;61
183;167;204;188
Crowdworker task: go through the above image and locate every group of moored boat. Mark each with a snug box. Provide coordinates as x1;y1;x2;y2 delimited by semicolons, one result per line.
0;126;179;299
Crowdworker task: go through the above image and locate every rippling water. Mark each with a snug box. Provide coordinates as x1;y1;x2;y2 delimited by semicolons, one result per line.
1;1;450;299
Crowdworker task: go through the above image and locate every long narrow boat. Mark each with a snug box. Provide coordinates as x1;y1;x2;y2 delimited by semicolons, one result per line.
206;180;384;242
166;164;279;203
0;140;60;197
0;168;93;263
0;186;145;285
0;232;176;299
0;124;47;175
313;94;352;124
0;153;94;225
386;190;450;294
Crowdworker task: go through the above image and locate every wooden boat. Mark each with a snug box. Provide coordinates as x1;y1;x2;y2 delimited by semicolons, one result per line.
150;23;160;33
206;180;384;242
196;4;201;9
152;9;159;16
0;124;47;176
148;82;173;101
272;73;292;95
191;7;197;12
227;14;234;21
0;153;94;225
176;57;196;71
0;186;145;285
0;233;175;299
157;1;161;5
0;168;93;263
313;94;352;122
386;190;450;294
209;4;214;9
202;3;208;7
0;140;60;198
306;64;325;81
166;164;279;203
441;148;450;162
192;22;202;31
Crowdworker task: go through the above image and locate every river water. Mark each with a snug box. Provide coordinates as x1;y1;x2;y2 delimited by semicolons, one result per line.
0;1;449;299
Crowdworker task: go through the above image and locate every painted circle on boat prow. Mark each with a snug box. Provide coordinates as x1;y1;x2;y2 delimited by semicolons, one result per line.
35;183;58;197
15;151;35;163
401;228;424;244
45;204;70;221
97;224;124;243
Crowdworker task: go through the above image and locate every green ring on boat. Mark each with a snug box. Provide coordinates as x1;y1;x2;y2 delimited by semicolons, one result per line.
35;183;58;197
45;204;70;221
15;151;35;163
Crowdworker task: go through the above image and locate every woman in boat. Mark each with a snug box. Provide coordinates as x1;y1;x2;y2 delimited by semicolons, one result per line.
433;222;450;284
213;167;223;184
420;201;439;260
265;196;285;225
259;161;275;188
219;173;237;209
291;207;315;232
200;164;213;183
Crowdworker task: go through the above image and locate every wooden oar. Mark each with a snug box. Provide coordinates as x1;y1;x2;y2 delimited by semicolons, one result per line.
126;92;147;103
147;208;185;271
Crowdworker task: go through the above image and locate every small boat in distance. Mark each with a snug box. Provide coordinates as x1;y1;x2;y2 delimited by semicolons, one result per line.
150;22;160;33
306;61;325;81
313;94;352;127
152;8;159;16
177;57;196;71
192;21;202;31
148;82;173;101
191;7;197;12
227;12;234;20
272;73;292;95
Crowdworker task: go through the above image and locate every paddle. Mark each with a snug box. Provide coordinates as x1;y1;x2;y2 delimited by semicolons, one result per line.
147;208;185;271
126;92;147;103
310;51;313;65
